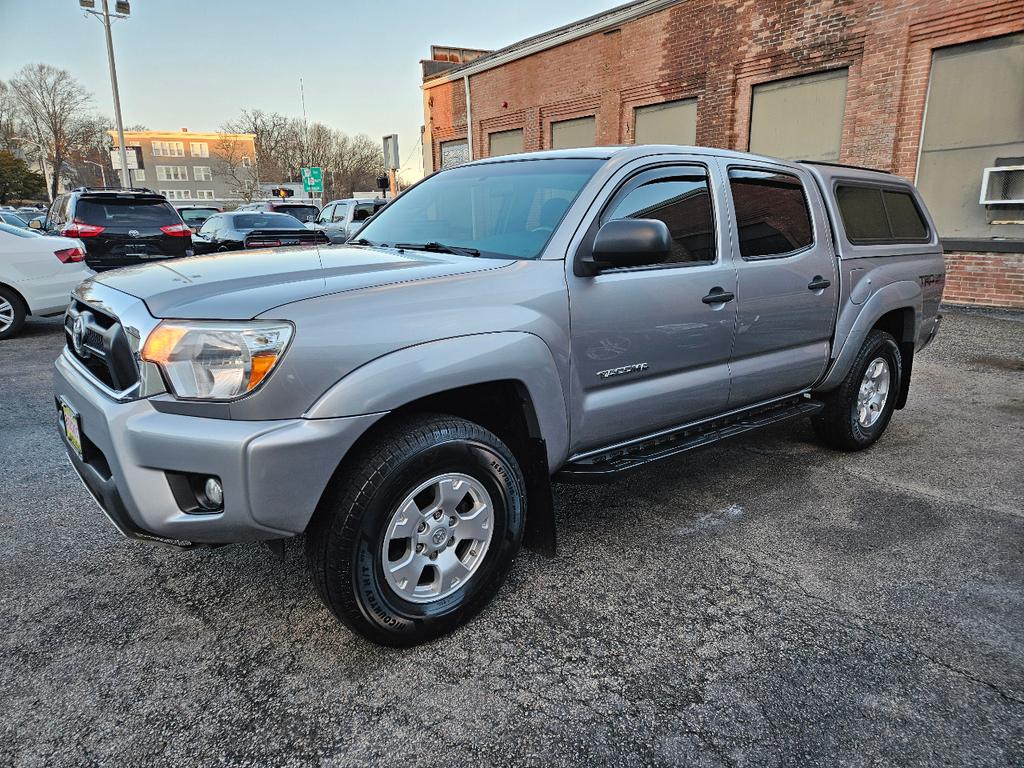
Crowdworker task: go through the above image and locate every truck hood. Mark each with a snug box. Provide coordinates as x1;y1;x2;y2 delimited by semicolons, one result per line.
91;244;511;319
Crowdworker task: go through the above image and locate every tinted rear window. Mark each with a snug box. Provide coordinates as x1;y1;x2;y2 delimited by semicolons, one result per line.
76;198;180;227
271;205;319;222
728;169;813;258
836;185;929;244
232;214;306;230
179;208;218;225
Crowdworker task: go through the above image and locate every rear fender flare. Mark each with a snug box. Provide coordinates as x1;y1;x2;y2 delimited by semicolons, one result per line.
816;280;921;393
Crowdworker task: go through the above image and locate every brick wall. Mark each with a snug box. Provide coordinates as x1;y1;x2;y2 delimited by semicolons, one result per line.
422;0;1024;308
943;252;1024;309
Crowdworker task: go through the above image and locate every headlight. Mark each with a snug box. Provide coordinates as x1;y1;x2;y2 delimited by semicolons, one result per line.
141;321;293;400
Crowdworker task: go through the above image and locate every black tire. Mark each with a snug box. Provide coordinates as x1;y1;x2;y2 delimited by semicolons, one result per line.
305;414;526;647
0;286;27;341
812;329;902;451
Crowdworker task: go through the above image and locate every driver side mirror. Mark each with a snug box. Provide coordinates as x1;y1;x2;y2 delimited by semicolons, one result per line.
580;218;671;274
29;218;43;230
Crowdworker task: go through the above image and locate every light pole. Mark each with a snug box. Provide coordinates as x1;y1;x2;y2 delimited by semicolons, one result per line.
11;137;53;202
82;159;107;186
82;0;130;187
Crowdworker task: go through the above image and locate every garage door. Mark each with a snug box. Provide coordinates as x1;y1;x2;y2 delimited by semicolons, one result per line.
488;129;524;157
749;69;848;161
551;116;596;149
634;99;697;145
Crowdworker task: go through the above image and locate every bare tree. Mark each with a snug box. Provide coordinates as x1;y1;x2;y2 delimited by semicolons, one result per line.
0;81;17;153
212;133;259;201
10;64;94;199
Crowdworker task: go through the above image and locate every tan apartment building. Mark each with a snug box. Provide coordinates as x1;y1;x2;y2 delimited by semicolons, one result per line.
107;129;257;204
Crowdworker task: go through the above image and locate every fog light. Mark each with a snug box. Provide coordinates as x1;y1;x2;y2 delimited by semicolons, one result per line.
203;477;223;509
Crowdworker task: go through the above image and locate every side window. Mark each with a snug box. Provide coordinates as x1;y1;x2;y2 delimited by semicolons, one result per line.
883;190;928;240
604;166;716;265
318;204;334;224
48;196;65;227
728;168;813;258
835;184;930;244
199;216;220;237
333;204;350;222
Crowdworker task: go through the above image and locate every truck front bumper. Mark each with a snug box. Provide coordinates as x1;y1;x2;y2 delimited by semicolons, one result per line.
54;353;383;546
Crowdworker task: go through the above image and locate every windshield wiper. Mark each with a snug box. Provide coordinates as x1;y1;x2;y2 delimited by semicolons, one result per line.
395;242;481;257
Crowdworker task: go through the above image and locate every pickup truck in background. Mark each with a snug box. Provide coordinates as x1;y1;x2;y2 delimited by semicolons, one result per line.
310;197;388;243
53;146;944;646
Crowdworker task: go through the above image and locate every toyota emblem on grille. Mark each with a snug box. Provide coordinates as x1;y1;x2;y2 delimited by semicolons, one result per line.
71;314;89;357
128;229;141;238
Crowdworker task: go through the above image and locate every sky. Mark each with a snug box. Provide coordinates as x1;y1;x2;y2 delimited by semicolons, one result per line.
0;0;625;179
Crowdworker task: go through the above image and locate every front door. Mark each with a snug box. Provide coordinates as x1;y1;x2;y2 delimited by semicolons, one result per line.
721;163;838;407
567;162;738;453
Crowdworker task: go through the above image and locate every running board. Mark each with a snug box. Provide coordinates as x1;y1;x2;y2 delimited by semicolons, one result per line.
555;396;824;482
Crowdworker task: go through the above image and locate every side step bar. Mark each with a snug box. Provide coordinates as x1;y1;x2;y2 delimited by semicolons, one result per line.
555;396;824;482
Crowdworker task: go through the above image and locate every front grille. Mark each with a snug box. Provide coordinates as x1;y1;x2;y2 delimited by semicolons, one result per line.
64;299;140;393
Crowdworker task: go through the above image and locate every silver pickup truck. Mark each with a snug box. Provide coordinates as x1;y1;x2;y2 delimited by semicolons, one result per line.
54;146;944;646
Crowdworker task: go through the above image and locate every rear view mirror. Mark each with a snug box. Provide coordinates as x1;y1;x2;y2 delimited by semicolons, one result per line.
582;218;671;273
29;218;42;230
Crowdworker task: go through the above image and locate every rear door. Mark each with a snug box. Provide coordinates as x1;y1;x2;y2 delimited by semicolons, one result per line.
720;161;838;407
567;159;737;452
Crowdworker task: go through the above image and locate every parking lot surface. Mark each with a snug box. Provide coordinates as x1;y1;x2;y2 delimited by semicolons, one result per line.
1;309;1022;767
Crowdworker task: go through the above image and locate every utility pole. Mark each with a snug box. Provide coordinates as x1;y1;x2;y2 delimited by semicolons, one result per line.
83;0;130;187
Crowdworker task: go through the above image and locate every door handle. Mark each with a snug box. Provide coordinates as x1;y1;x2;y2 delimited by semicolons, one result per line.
702;287;735;305
807;276;832;291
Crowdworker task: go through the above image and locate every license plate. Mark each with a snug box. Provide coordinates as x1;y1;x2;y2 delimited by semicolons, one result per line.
60;399;83;460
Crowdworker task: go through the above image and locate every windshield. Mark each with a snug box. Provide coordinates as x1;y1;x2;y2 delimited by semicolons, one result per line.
232;213;307;230
179;208;218;225
271;204;319;222
354;158;603;259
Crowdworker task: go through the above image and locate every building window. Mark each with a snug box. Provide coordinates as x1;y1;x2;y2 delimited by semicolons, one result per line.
132;168;146;182
160;189;191;200
193;166;213;181
916;33;1024;240
748;69;848;162
195;190;216;200
634;99;697;146
241;155;252;168
156;166;188;181
152;141;185;157
550;116;595;150
604;166;716;265
728;168;813;258
190;142;209;158
488;129;524;157
439;139;469;169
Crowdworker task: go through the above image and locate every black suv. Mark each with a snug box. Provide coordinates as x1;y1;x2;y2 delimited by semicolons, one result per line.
36;188;192;271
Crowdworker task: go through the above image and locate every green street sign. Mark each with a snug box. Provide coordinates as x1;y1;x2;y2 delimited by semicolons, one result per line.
301;166;323;193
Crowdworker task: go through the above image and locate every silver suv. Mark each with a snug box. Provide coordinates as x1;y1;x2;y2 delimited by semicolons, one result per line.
54;146;944;646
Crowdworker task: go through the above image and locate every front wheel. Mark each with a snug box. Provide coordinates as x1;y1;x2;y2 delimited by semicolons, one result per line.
812;330;902;451
305;414;526;647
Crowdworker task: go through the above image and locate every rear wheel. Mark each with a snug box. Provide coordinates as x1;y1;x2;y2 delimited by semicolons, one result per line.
305;414;526;647
0;286;27;341
812;330;902;451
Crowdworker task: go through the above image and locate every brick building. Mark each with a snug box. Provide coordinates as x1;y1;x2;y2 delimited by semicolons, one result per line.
420;0;1024;308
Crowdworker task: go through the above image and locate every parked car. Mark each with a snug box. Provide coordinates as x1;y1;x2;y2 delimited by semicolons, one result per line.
175;204;222;233
237;200;321;223
32;187;192;271
310;197;387;243
54;146;944;646
0;212;31;229
192;211;329;253
0;223;93;340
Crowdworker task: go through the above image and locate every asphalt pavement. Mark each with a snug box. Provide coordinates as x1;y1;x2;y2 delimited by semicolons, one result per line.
1;309;1022;767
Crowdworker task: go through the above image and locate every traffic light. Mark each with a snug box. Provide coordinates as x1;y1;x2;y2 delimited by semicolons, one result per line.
271;187;294;199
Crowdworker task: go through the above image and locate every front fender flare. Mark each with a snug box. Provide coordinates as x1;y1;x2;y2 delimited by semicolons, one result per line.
304;332;570;470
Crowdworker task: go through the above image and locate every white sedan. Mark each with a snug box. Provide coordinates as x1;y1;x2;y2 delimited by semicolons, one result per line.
0;223;95;340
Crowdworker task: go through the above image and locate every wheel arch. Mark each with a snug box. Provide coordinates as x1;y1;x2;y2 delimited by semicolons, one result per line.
0;280;31;316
